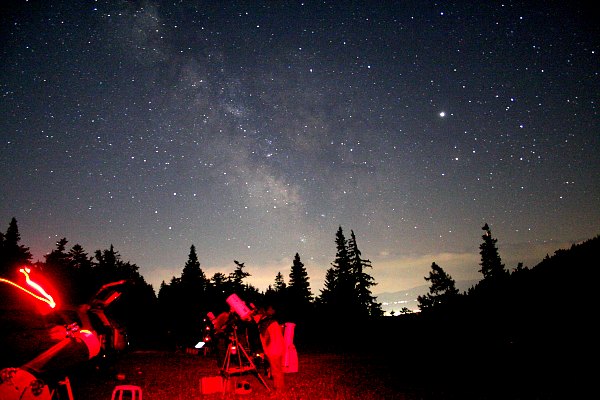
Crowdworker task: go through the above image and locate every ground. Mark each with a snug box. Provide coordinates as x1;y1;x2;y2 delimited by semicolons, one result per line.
68;350;423;400
0;309;576;399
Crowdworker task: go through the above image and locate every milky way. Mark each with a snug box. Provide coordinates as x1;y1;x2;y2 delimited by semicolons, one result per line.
1;1;598;293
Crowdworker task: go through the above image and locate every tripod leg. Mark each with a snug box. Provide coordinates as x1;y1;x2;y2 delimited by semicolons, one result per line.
221;344;230;371
238;344;270;391
220;346;229;396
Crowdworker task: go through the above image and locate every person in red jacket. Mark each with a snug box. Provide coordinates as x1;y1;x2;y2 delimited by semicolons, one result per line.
254;305;285;391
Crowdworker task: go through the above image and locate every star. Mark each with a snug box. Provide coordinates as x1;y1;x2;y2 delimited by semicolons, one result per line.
0;0;597;299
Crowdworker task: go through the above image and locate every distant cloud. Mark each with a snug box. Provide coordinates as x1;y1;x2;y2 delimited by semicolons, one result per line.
372;251;481;293
371;239;580;294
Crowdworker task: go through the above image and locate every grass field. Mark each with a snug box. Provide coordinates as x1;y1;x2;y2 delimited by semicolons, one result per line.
1;309;577;399
68;350;427;400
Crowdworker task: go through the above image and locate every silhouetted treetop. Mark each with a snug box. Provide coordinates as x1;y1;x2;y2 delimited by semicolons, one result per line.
479;223;508;282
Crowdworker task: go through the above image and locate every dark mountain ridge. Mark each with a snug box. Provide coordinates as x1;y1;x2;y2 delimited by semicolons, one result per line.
370;235;599;397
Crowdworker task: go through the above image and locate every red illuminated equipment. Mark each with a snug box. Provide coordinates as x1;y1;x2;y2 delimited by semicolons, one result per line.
283;322;298;373
221;321;270;393
0;276;128;400
22;327;101;381
226;293;254;321
0;327;100;400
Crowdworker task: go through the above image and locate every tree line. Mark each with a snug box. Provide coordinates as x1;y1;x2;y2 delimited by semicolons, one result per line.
2;215;597;352
0;217;382;347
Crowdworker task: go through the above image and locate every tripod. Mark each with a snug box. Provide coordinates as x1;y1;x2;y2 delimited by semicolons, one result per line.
221;325;270;392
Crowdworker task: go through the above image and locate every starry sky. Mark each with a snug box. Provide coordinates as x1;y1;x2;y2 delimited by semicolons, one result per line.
1;1;599;295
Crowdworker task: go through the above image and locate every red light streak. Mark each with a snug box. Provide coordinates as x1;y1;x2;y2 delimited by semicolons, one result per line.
0;267;57;309
20;267;57;308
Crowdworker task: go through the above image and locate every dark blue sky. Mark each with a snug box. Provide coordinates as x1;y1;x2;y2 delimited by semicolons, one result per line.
1;1;598;293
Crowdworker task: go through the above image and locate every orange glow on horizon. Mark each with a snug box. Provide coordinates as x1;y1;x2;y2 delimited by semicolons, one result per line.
0;267;57;309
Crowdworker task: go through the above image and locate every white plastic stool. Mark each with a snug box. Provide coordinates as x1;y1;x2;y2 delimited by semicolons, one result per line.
111;385;142;400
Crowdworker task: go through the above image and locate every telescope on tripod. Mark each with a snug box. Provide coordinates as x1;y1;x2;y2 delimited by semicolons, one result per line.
221;317;270;390
212;294;270;392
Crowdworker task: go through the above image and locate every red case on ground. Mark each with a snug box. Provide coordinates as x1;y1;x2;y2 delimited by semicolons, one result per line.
200;376;224;394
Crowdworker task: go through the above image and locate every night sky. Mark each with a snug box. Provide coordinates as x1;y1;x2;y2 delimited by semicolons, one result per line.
1;1;598;295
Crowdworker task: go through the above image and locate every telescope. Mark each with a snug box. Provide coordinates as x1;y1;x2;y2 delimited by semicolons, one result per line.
0;326;100;400
0;280;128;400
226;293;255;321
206;294;255;334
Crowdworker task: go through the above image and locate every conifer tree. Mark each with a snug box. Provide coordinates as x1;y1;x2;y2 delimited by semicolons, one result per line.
417;262;460;311
317;267;336;310
0;217;32;276
264;271;288;314
230;260;250;290
44;238;74;304
288;253;312;304
173;245;208;343
69;244;93;271
69;243;94;304
94;245;119;285
210;272;227;293
317;226;355;319
274;271;287;292
181;245;207;290
157;279;171;304
205;271;228;308
93;244;144;286
479;223;508;282
210;272;227;287
158;275;180;327
45;238;70;268
348;230;382;317
226;260;260;304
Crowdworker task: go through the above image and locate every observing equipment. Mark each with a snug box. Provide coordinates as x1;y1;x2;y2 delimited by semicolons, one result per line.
221;314;270;392
194;314;218;356
283;322;298;373
0;323;100;400
226;293;254;321
208;293;269;393
0;279;128;400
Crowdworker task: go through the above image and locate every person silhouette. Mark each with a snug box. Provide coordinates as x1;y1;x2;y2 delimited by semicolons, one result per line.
253;304;285;391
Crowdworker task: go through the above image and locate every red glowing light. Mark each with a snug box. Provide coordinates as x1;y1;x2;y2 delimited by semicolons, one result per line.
19;267;57;308
0;267;57;309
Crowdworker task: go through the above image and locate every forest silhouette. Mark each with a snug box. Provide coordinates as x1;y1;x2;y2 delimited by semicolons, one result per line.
1;216;596;397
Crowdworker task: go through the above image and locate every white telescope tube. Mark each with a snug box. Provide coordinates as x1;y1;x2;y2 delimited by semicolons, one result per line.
226;294;253;320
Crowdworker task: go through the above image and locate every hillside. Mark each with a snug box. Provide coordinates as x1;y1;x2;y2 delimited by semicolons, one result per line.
376;235;599;316
1;235;597;398
377;279;479;315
